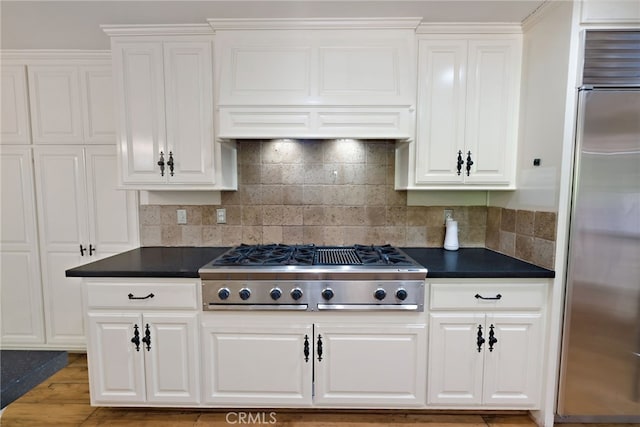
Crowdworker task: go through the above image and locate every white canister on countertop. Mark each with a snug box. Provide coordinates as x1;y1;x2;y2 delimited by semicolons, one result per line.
444;218;459;251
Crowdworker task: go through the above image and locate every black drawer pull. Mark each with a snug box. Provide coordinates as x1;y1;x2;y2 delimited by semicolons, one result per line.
475;293;502;300
128;293;155;300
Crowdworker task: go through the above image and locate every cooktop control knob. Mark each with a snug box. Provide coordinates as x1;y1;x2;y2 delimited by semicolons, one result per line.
239;288;251;300
270;287;282;300
374;288;387;300
322;288;334;300
290;288;303;300
218;287;230;300
395;288;408;301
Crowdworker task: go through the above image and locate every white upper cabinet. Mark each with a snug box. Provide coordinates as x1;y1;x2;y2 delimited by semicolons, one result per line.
79;66;117;143
1;65;31;144
401;32;522;190
210;19;419;139
106;27;236;190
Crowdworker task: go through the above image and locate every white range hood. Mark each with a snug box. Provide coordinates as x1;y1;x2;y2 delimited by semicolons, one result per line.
209;18;420;140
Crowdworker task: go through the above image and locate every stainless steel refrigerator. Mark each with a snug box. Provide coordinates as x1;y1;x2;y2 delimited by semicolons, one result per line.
557;30;640;422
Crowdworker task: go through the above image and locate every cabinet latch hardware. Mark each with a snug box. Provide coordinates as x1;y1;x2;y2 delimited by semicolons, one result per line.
141;324;151;351
167;151;175;177
466;151;474;176
476;324;485;352
128;293;155;300
475;293;502;301
131;324;141;351
158;151;166;176
317;334;323;362
89;244;96;256
488;324;498;352
456;150;464;176
303;334;310;363
79;244;86;256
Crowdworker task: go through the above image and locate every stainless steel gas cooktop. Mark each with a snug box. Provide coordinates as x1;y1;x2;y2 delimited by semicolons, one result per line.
199;244;427;312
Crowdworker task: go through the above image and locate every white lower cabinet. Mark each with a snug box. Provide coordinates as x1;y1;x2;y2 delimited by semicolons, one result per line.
84;280;200;406
201;316;426;408
427;281;546;408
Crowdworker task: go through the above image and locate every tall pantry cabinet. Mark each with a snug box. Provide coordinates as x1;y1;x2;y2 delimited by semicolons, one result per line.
0;53;139;350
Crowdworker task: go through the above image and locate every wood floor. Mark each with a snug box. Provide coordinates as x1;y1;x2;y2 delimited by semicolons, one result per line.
0;353;627;426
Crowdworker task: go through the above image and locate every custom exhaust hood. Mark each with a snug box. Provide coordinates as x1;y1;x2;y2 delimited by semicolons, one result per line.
210;18;420;140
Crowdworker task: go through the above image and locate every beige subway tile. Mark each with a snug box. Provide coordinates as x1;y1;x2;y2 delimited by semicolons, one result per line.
224;205;242;225
323;226;346;245
282;206;303;225
515;235;534;261
387;206;407;226
303;226;324;244
261;185;284;205
303;206;325;225
242;226;263;244
139;205;160;226
341;185;366;205
427;226;445;247
324;206;343;225
343;226;369;244
201;206;216;225
407;206;429;226
385;164;395;185
302;185;324;205
467;206;488;227
202;226;222;245
364;184;386;206
140;225;161;246
516;210;535;236
365;164;386;185
501;208;516;232
221;189;242;205
240;185;263;205
240;163;261;184
238;142;261;164
261;164;282;184
535;211;557;241
499;231;516;256
283;185;303;205
384;226;407;246
304;164;327;184
460;225;486;247
302;141;324;163
324;139;366;163
322;186;342;206
366;143;388;164
532;237;555;269
241;206;263;225
366;226;387;244
386;186;407;206
262;206;283;226
425;207;446;227
182;226;203;246
365;206;386;226
185;206;202;225
282;164;305;184
262;140;302;164
160;205;178;225
262;226;283;244
486;206;501;234
221;226;242;246
282;226;304;244
161;225;181;246
406;226;428;246
342;206;366;225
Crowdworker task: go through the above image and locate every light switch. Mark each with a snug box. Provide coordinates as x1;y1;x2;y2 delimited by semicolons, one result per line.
177;209;187;224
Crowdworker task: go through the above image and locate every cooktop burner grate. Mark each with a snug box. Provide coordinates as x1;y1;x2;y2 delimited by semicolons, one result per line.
315;248;361;265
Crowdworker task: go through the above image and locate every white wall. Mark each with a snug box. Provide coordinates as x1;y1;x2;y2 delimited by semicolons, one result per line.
488;1;575;212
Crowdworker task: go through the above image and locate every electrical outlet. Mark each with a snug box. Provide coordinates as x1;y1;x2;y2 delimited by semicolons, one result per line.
177;209;187;224
216;208;227;224
444;209;453;223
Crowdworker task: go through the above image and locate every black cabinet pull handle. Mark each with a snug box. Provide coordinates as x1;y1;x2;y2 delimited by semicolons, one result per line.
131;324;140;351
475;293;502;300
167;151;175;177
488;324;498;352
141;324;151;351
466;151;474;176
128;293;155;300
303;334;310;363
317;334;323;362
89;244;96;256
456;150;464;176
477;324;485;352
79;244;86;256
157;151;165;176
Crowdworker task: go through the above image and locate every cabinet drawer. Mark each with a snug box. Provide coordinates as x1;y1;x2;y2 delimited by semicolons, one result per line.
430;282;547;310
86;280;199;310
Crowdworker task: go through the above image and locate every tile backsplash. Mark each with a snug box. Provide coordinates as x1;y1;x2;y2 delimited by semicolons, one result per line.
139;139;486;248
138;139;556;269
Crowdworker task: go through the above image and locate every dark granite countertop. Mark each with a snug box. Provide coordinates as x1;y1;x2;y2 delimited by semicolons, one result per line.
65;247;231;278
66;246;554;279
401;247;555;279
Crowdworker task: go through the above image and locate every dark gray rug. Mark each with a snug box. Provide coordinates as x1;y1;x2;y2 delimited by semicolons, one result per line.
0;350;67;409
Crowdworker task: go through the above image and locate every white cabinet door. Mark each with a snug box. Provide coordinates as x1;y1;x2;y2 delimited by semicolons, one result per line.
428;313;485;405
1;65;31;144
28;66;84;144
33;147;88;346
87;313;146;404
143;312;200;404
112;40;167;184
0;147;45;344
415;40;466;184
202;323;313;406
84;146;139;257
163;41;215;184
79;66;116;143
464;39;519;185
482;313;542;406
314;323;426;407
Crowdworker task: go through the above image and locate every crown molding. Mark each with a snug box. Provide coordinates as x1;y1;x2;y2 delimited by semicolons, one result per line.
521;0;562;32
207;17;423;31
0;50;111;63
101;24;214;36
416;23;523;34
